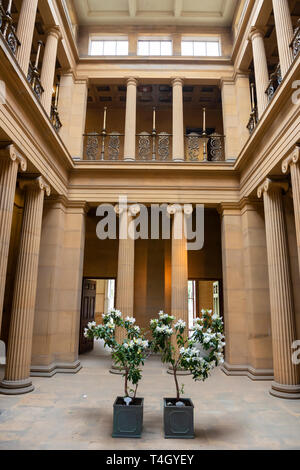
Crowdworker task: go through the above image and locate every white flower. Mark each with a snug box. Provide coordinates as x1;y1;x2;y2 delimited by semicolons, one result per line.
174;319;186;329
83;328;89;338
123;343;129;349
87;321;96;329
212;313;219;320
133;325;140;332
125;316;136;324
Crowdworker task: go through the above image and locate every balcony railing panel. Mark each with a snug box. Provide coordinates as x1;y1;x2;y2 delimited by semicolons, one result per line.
0;1;20;55
51;105;62;132
265;64;282;102
27;62;44;100
83;131;225;162
290;19;300;60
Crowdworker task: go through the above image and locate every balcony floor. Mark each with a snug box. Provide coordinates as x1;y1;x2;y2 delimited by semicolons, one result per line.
0;342;299;450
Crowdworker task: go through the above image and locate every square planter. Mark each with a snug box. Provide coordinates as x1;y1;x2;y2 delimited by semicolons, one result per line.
112;397;144;438
163;397;194;439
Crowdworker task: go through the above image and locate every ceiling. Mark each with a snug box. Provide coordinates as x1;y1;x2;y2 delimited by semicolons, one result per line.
70;0;239;26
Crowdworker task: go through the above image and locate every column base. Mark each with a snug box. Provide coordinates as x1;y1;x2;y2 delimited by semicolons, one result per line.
270;381;300;399
222;362;274;380
0;378;34;395
109;363;125;375
172;157;185;162
167;366;191;376
123;157;135;161
30;360;82;377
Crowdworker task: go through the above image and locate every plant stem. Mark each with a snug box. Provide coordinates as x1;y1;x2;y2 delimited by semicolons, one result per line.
124;368;128;396
173;364;180;401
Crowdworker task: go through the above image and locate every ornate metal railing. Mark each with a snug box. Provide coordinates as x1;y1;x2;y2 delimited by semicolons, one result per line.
0;0;20;55
185;133;225;161
27;61;44;100
290;18;300;60
83;132;225;162
247;107;258;134
83;132;125;161
51;105;62;131
265;64;282;102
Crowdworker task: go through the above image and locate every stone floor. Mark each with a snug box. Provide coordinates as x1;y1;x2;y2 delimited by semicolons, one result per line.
0;341;300;450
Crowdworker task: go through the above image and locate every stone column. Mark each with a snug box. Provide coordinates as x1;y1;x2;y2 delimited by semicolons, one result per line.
40;26;62;116
124;77;137;160
172;78;185;161
248;28;269;119
16;0;38;74
282;145;300;275
111;203;138;373
257;178;300;398
167;204;188;324
272;0;294;77
0;146;27;334
0;177;50;395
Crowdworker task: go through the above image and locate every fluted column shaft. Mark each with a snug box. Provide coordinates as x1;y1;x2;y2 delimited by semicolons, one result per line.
0;146;27;333
124;78;137;160
0;177;50;395
40;27;61;115
169;206;188;324
282;146;300;274
172;78;184;161
272;0;294;77
258;179;300;399
16;0;38;74
249;28;269;118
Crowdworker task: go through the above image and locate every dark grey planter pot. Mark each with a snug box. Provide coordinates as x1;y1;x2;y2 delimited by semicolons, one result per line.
112;397;144;438
163;397;194;439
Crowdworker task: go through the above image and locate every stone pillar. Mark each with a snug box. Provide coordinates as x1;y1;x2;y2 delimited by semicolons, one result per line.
272;0;294;77
172;78;185;161
124;77;137;160
58;74;88;159
0;177;50;395
40;26;61;116
282;145;300;275
167;205;188;324
16;0;38;74
0;146;27;334
257;178;300;398
248;28;269;119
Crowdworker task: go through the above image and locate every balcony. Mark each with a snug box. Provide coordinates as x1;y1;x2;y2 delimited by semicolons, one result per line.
83;131;225;162
0;0;20;56
290;18;300;60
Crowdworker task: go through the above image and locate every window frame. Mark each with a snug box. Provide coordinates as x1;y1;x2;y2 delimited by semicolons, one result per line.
137;38;173;56
181;38;221;57
89;37;129;56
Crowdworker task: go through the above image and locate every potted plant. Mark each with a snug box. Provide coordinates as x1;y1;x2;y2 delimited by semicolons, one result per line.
84;309;149;438
150;309;225;439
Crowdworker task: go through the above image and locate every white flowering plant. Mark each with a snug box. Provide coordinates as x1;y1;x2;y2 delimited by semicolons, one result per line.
149;309;225;401
84;309;149;399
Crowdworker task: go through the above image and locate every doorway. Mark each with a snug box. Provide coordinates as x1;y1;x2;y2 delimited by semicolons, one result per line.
188;279;222;330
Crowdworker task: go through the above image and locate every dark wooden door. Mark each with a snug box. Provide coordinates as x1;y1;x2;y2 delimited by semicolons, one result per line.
79;279;96;354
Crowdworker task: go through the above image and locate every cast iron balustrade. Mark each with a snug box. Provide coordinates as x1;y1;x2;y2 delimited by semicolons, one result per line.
247;107;258;134
50;105;62;131
27;61;44;100
0;0;20;55
83;131;225;162
265;64;282;102
290;18;300;60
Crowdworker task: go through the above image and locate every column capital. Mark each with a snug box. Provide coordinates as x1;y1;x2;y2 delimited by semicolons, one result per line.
257;178;289;198
19;176;51;196
167;203;193;215
126;77;138;87
282;145;300;174
248;26;265;42
0;145;27;172
171;77;184;87
45;25;62;41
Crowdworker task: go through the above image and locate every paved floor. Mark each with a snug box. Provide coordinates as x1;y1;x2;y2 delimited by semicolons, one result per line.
0;341;300;450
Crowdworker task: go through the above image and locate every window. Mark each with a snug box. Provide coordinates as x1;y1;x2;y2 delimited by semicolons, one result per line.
181;40;220;57
137;40;172;56
89;39;129;56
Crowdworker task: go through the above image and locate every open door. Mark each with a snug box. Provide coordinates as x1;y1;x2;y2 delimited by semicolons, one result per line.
79;279;96;354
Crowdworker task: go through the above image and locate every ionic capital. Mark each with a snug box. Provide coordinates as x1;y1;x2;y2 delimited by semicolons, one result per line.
282;145;300;174
0;145;27;172
257;178;289;198
167;203;192;216
248;26;265;42
126;77;138;87
20;176;51;196
114;203;140;216
171;77;184;87
45;25;62;41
